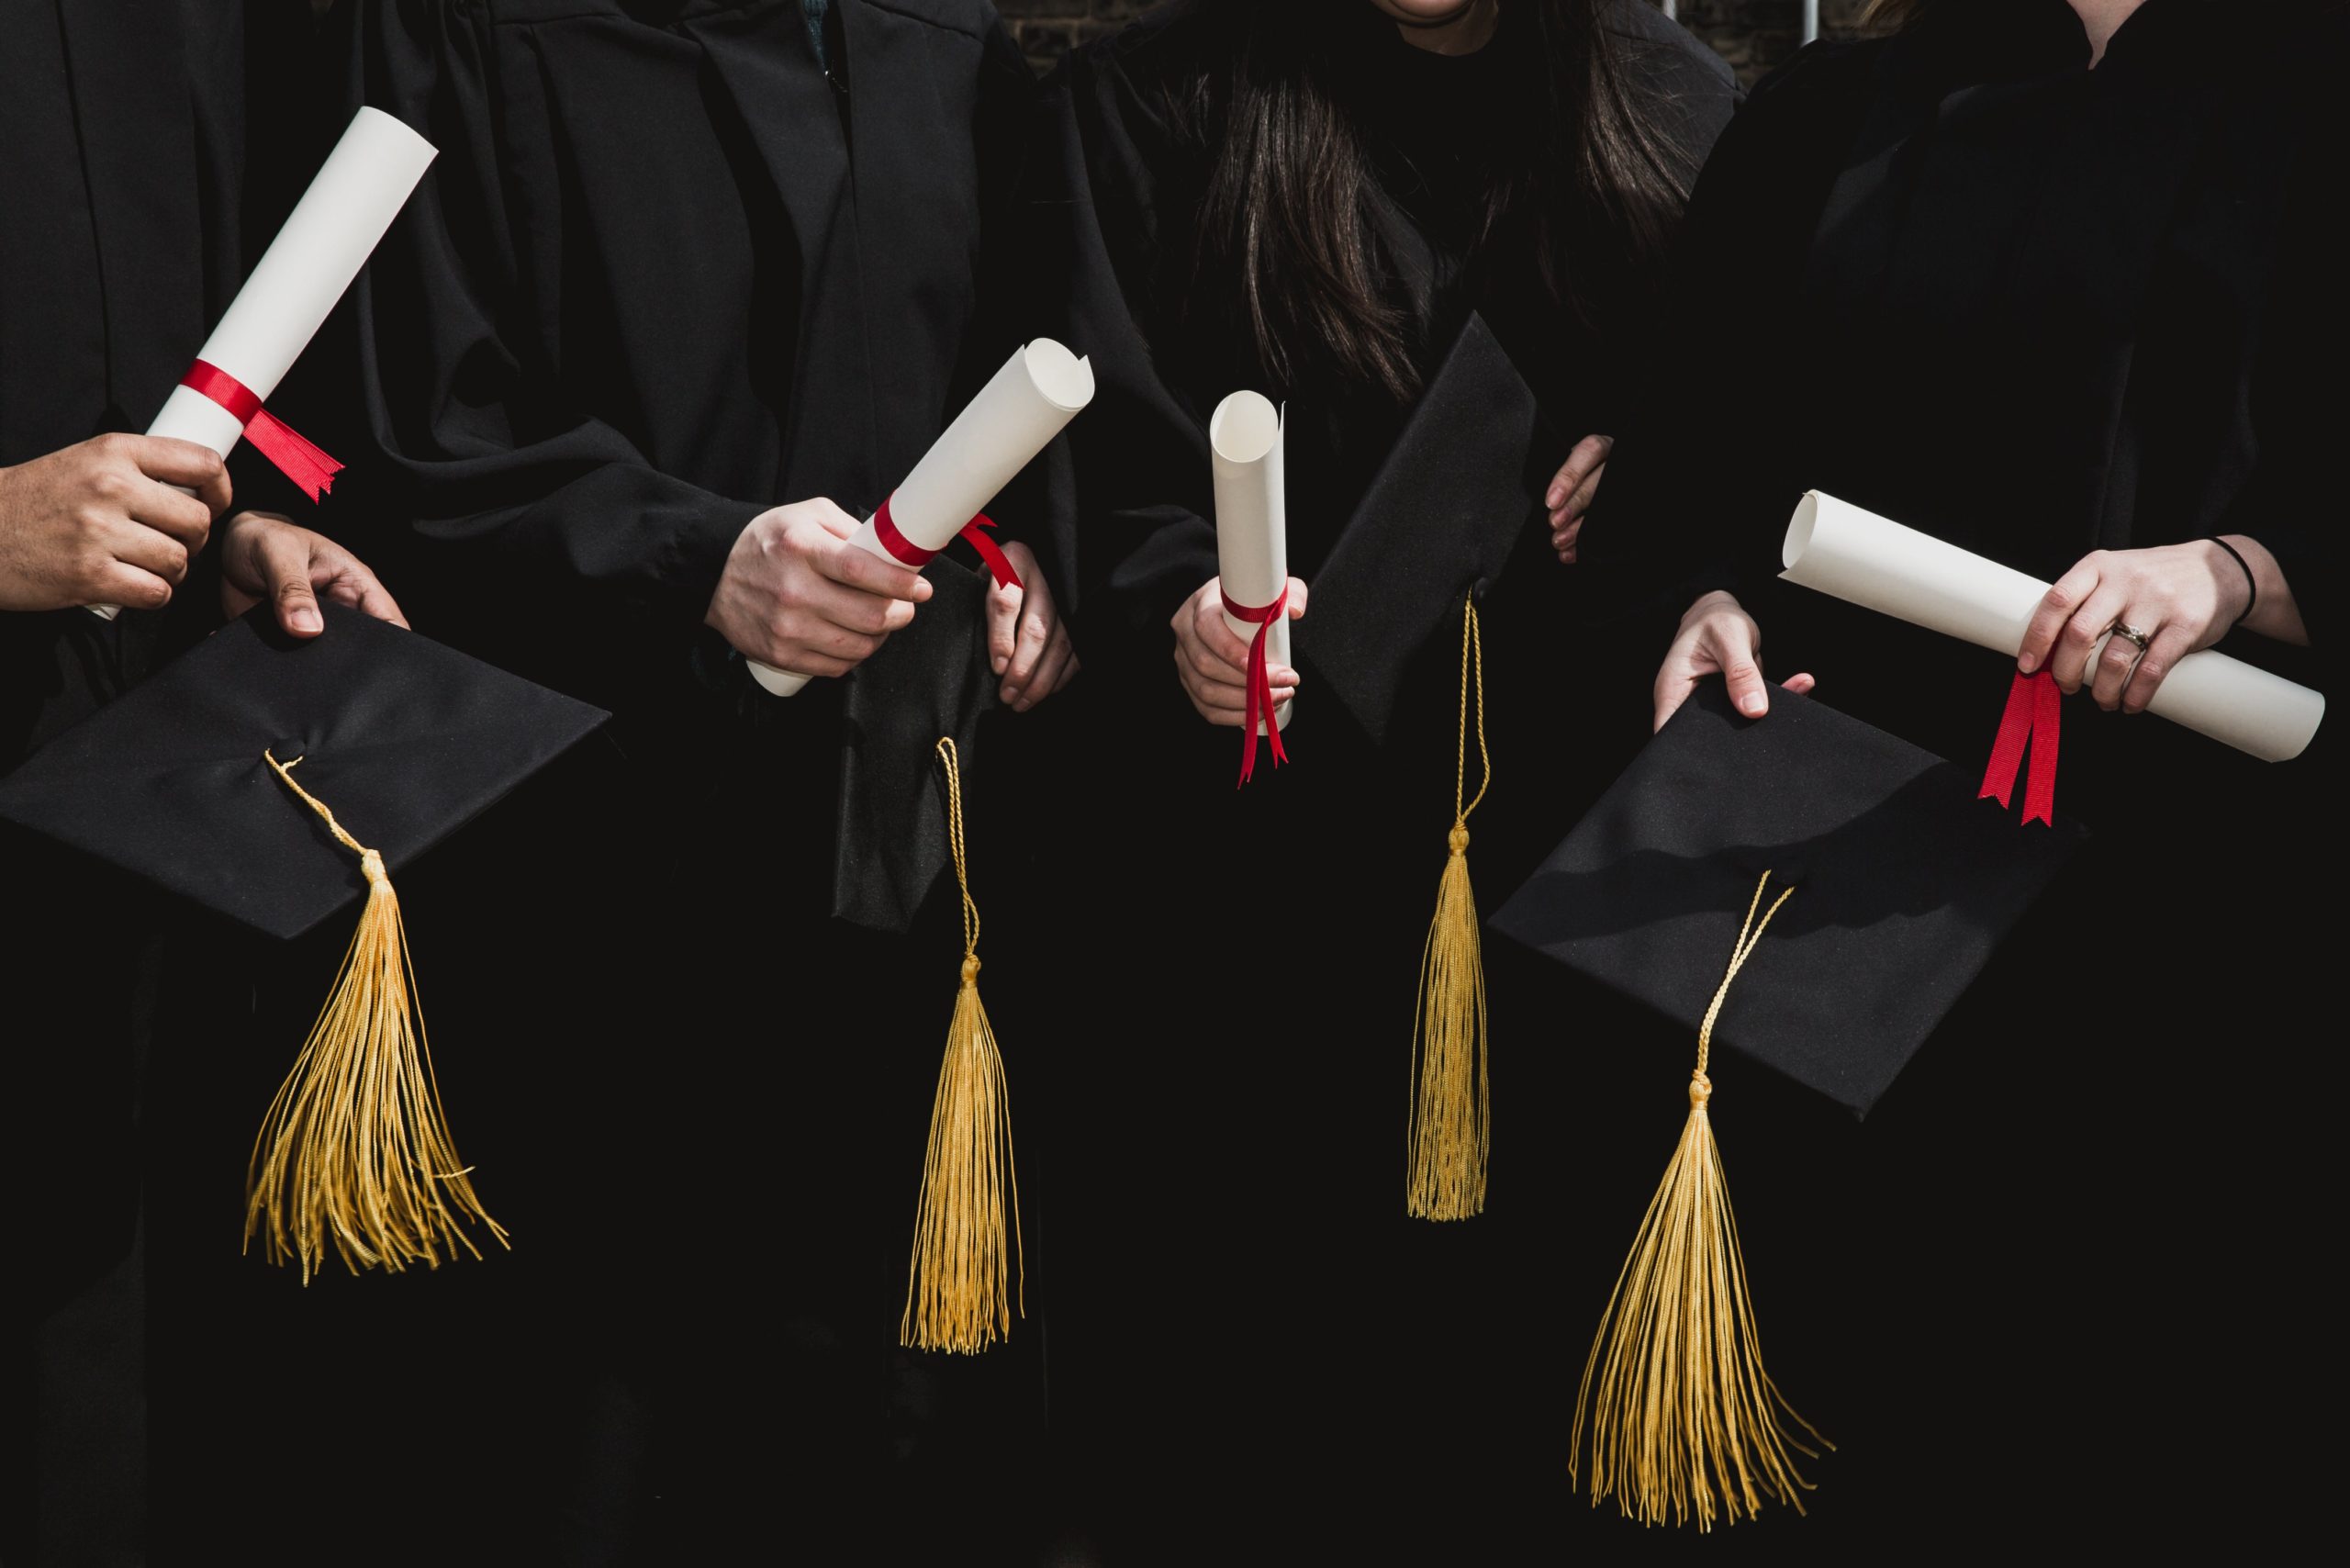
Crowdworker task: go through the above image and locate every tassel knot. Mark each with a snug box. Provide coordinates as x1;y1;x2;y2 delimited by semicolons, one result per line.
1687;1071;1712;1106
1447;824;1470;856
361;848;388;886
960;955;981;986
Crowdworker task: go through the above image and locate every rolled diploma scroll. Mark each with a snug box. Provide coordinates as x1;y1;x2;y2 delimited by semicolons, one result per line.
1782;491;2325;762
91;106;438;620
749;340;1096;697
1209;392;1292;734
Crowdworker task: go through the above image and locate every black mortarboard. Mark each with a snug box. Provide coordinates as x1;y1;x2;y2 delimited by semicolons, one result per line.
1490;682;2086;1117
834;558;998;934
1494;683;2084;1528
1296;310;1559;745
0;603;608;942
0;603;607;1281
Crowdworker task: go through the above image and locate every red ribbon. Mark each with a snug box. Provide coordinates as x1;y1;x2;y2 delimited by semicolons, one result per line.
1221;585;1291;787
872;492;1022;590
179;361;342;503
1979;668;2062;826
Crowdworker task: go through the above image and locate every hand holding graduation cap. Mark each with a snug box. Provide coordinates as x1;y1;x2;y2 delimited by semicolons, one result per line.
1652;589;1817;731
0;434;229;613
218;510;408;637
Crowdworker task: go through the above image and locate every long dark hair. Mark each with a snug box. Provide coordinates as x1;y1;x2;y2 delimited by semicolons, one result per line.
1166;0;1704;401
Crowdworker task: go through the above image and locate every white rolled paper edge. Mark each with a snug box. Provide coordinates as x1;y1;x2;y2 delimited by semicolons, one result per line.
1780;491;2325;763
91;107;439;620
749;339;1096;696
1209;391;1292;734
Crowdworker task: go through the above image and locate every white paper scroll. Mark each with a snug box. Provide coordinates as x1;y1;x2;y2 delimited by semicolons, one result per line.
750;340;1096;697
91;107;438;620
1781;491;2325;762
1209;392;1292;734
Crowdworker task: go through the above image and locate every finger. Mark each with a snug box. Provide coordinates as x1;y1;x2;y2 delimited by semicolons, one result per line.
800;572;920;635
986;580;1023;676
250;524;327;635
2052;581;2129;692
775;610;884;663
759;645;856;680
105;516;193;586
124;480;216;547
1176;631;1250;689
1551;516;1583;560
1028;631;1078;700
1192;601;1256;673
820;540;928;601
2091;621;2151;711
1003;604;1053;696
91;559;176;612
1173;652;1254;711
1560;461;1605;522
1285;577;1308;619
1711;623;1772;719
1783;672;1818;696
1545;433;1612;511
2122;626;2191;715
123;435;231;512
344;571;411;630
2020;559;2103;676
808;498;861;540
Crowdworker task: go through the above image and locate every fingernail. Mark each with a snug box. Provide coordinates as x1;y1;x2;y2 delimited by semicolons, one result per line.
1547;486;1564;507
2018;652;2038;674
992;655;1008;675
291;606;322;634
1739;695;1764;716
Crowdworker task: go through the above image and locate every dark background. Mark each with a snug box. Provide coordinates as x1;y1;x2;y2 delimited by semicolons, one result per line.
1000;0;1885;83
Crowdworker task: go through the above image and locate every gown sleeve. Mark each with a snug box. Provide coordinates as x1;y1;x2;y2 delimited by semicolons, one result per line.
339;0;764;699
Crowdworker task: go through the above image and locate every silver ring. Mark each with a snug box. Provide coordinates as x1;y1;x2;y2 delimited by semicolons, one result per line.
2109;621;2152;653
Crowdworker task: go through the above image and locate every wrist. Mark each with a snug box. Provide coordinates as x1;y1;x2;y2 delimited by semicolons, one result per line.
2203;536;2257;629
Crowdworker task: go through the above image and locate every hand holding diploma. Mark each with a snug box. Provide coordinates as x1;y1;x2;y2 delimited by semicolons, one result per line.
741;340;1095;698
1781;493;2323;761
0;436;228;613
706;498;934;677
88;106;438;620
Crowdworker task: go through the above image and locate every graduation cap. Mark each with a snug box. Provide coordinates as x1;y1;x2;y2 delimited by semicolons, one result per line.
1488;682;2084;1527
0;604;608;1280
1296;309;1557;745
1281;313;1558;1225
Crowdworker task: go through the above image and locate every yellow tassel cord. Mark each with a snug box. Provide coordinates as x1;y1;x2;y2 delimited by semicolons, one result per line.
244;753;508;1283
900;737;1024;1354
1570;872;1829;1529
1407;598;1492;1221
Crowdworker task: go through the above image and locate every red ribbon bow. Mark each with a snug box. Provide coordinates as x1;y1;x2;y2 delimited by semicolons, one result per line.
1979;667;2062;826
872;492;1023;590
179;361;342;503
1220;585;1291;787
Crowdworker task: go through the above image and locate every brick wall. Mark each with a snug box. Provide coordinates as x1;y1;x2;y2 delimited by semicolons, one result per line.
998;0;1882;84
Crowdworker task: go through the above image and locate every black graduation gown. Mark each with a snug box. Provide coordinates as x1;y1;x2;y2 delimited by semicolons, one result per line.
1581;0;2343;1547
330;2;1050;1559
1016;5;1735;1557
0;4;319;1560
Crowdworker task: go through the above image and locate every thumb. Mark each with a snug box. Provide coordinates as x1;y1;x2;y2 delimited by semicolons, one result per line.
258;528;325;637
1717;631;1771;719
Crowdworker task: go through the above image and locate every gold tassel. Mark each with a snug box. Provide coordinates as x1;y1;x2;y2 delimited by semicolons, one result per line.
900;736;1024;1354
244;752;508;1283
1571;872;1828;1529
1407;597;1491;1221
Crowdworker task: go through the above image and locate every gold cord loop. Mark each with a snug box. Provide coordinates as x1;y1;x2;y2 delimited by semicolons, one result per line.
1453;599;1490;831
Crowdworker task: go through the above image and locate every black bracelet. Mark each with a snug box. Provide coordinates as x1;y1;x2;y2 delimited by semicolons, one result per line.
2205;536;2257;629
